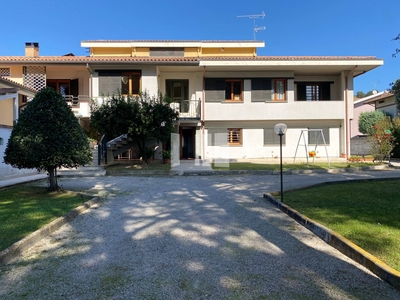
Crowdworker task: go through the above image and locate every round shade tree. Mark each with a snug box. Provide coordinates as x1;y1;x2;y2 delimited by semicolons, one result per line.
4;87;92;191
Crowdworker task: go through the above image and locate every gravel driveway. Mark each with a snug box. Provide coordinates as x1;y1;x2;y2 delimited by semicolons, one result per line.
1;172;400;299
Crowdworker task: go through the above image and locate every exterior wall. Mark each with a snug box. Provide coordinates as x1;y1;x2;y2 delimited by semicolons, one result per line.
351;101;374;137
91;47;133;56
375;95;398;116
201;48;255;57
204;124;341;159
185;48;198;57
0;99;14;126
0;127;37;177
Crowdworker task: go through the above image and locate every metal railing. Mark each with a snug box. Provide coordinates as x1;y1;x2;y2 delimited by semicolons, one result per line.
170;99;201;119
63;95;90;107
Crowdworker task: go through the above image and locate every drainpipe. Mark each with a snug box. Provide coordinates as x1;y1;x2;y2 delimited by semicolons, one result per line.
86;63;93;99
345;66;357;159
202;66;206;160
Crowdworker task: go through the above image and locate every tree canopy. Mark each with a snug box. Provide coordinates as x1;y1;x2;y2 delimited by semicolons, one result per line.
392;33;400;58
90;92;178;162
4;87;92;191
390;78;400;111
358;110;386;135
355;90;375;98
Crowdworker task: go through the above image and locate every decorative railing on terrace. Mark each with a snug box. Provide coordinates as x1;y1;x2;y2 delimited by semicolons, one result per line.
171;99;201;119
63;95;90;107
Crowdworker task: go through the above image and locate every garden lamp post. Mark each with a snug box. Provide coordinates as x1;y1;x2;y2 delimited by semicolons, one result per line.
274;123;287;202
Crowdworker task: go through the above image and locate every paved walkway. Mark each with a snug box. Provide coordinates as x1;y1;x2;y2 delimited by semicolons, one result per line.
1;169;400;299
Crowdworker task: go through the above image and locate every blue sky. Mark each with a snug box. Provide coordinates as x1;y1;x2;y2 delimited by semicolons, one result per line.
1;0;399;93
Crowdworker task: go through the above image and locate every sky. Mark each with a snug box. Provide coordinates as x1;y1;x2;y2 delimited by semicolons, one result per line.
1;0;399;93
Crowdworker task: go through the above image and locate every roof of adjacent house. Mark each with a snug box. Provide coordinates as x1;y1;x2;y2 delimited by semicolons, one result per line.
0;76;38;93
362;91;395;104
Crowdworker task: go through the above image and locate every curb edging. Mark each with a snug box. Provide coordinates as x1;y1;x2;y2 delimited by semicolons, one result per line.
263;191;400;290
0;196;100;265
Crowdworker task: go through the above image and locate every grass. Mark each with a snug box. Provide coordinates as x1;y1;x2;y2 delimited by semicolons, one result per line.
212;162;377;171
283;179;400;271
0;185;92;252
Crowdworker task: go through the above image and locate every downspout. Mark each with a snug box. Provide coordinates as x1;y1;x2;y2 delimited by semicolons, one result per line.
86;63;93;99
345;66;357;159
202;66;206;160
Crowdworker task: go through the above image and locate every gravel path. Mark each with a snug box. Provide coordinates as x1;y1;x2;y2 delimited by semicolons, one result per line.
1;171;400;299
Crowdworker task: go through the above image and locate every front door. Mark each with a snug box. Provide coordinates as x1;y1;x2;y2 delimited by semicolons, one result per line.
181;128;195;159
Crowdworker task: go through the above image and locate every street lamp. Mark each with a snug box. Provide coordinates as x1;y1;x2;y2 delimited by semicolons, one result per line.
274;123;287;202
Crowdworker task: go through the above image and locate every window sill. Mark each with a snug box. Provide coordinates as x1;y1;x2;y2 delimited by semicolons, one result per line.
222;100;243;103
265;100;287;103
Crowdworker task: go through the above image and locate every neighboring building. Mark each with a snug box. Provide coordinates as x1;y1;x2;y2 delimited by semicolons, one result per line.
0;40;383;162
0;76;37;176
350;91;384;138
363;91;398;117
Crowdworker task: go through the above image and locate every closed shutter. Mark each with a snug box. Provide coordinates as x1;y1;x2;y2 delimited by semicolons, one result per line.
251;78;271;102
320;83;331;100
297;83;307;101
70;79;79;97
98;71;121;96
205;79;225;102
208;128;227;146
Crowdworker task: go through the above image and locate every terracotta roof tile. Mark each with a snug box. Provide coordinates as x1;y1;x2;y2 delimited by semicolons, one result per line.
0;55;380;65
0;76;38;92
201;56;379;60
0;56;199;64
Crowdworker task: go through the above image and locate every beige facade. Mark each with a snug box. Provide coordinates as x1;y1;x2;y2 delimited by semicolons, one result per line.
0;40;383;162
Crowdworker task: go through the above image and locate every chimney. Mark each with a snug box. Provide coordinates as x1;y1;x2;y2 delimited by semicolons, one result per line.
25;42;39;57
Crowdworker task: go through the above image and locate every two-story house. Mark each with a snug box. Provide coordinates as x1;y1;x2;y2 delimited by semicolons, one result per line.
0;40;383;164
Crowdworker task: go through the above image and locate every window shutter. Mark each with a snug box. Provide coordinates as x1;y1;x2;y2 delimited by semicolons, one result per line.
297;83;306;101
251;78;271;102
264;128;285;145
205;79;225;102
320;83;331;100
99;74;121;96
70;79;79;97
208;128;227;146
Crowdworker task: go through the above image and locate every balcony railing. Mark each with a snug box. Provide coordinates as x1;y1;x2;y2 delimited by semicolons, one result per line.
170;99;201;119
63;95;90;107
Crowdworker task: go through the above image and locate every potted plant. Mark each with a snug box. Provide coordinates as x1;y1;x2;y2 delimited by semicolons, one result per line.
162;150;171;164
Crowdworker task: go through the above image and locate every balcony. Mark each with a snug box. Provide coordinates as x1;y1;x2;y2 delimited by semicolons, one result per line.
63;95;90;107
170;99;201;119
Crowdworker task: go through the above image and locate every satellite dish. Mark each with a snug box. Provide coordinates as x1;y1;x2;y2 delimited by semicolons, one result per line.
372;90;378;94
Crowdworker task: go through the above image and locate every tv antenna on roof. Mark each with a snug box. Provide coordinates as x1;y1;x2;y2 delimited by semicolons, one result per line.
237;11;266;40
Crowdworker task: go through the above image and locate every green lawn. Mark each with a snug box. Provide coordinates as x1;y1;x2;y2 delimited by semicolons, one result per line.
283;179;400;271
0;185;92;252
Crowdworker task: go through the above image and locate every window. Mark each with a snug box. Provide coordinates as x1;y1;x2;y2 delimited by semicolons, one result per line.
207;128;242;146
47;79;79;96
121;72;140;95
225;80;242;101
0;68;10;77
228;128;242;145
272;79;286;101
150;47;184;56
264;128;286;145
204;78;243;102
296;82;331;101
98;70;141;96
251;78;287;102
308;128;330;145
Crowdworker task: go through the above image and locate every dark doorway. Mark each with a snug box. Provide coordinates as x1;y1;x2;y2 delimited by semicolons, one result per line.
181;128;195;159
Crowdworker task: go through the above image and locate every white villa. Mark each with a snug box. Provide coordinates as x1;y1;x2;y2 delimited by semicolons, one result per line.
0;40;383;172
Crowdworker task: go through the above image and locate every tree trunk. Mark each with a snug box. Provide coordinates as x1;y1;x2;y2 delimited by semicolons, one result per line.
47;166;58;191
